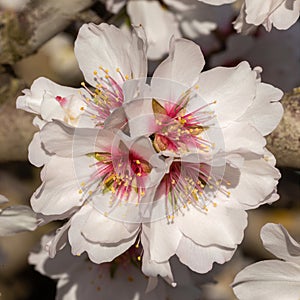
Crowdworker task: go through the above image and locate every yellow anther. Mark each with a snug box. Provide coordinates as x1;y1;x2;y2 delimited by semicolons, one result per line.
137;256;141;261
125;75;129;80
88;191;93;195
78;189;83;194
137;172;142;177
135;160;141;165
93;70;98;75
80;106;85;111
116;68;120;72
104;69;109;74
213;202;217;207
81;82;86;86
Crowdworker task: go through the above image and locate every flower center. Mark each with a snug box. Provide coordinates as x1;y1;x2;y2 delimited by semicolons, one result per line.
151;90;215;154
79;67;130;127
157;161;231;222
81;149;152;205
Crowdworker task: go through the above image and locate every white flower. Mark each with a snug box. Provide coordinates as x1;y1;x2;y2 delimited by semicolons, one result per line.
18;22;283;285
234;0;300;33
16;23;147;167
232;223;300;300
210;22;300;92
0;195;37;236
29;235;202;299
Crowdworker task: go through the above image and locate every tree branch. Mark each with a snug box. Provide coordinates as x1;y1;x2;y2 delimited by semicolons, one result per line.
0;0;97;65
267;87;300;169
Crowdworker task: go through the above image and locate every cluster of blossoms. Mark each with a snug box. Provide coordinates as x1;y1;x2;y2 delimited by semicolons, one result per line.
16;19;284;297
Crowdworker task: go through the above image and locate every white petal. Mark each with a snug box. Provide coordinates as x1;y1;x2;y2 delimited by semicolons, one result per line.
176;204;247;248
127;0;181;60
176;235;235;273
0;205;37;235
74;23;147;87
31;156;95;215
261;223;300;264
79;203;139;244
40;121;112;157
143;222;181;262
197;62;256;127
153;37;204;87
232;260;300;300
224;157;280;209
141;230;175;286
222;122;266;155
0;195;8;204
69;205;138;263
239;83;283;136
28;132;51;167
46;221;70;258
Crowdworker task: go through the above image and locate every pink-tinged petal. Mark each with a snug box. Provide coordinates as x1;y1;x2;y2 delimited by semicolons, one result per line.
74;23;147;87
142;222;181;262
232;260;300;300
31;156;95;215
39;121;112;157
222;122;266;155
239;83;283;136
16;77;82;119
176;204;247;248
79;203;139;244
127;0;181;60
69;205;138;264
197;62;256;127
0;205;37;235
176;235;236;273
223;157;280;209
153;38;204;87
261;223;300;264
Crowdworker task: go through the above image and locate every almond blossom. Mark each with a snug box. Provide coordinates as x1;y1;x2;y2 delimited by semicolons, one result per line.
234;0;300;33
17;21;283;288
232;223;300;300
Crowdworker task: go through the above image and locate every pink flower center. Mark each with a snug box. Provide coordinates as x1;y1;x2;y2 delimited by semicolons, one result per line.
151;90;215;154
79;67;130;127
157;161;231;222
82;149;152;205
